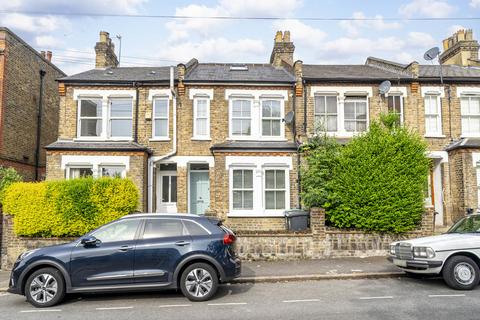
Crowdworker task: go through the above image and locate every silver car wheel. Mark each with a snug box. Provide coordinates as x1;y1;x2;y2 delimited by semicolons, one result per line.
454;262;475;285
29;273;58;304
185;268;213;298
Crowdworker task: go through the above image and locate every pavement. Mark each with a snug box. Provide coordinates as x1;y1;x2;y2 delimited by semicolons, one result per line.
0;256;402;291
0;277;475;320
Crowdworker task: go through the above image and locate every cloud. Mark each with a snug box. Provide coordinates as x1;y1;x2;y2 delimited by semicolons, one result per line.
447;24;466;35
406;31;436;48
219;0;303;16
272;19;327;48
156;37;266;63
0;13;69;33
2;0;147;14
399;0;456;18
35;35;63;47
339;12;402;36
470;0;480;8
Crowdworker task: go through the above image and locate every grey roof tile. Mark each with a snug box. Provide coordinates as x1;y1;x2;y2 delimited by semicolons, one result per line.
59;67;176;83
302;64;412;81
185;63;295;83
46;140;152;153
419;65;480;79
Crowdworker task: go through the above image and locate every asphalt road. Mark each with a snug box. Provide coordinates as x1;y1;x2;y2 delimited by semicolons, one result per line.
1;276;480;320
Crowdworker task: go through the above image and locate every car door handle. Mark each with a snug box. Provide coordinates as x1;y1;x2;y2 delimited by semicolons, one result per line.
175;241;190;246
118;245;133;252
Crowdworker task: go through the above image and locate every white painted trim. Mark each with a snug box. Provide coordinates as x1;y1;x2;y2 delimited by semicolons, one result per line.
310;86;373;97
385;86;407;97
226;156;292;217
193;96;211;139
225;89;288;100
151;156;215;168
427;151;448;163
148;89;172;101
456;87;480;97
424;93;443;136
152;97;170;139
420;86;445;98
61;155;129;178
74;89;136;100
473;153;480;167
189;88;214;99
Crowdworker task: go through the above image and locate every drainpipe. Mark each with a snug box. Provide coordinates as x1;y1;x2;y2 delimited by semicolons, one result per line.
34;70;46;180
303;79;307;134
147;66;177;212
292;86;301;209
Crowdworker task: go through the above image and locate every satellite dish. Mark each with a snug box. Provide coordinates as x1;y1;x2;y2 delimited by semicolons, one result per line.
424;47;440;61
379;80;391;95
284;111;294;124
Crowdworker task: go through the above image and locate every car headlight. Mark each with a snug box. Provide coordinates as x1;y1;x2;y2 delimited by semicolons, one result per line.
412;247;435;259
17;249;38;261
389;245;396;255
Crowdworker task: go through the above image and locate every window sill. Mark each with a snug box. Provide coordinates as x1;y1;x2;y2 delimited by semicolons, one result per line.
191;137;211;141
149;138;171;142
74;137;133;142
227;211;285;218
227;137;288;141
424;134;446;138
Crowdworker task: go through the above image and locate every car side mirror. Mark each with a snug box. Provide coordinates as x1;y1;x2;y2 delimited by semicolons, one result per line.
81;236;99;247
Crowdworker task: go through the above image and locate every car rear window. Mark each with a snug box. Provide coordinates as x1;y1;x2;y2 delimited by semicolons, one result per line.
183;220;209;236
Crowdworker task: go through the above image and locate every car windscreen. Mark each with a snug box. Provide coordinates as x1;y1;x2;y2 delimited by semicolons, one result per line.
448;215;480;233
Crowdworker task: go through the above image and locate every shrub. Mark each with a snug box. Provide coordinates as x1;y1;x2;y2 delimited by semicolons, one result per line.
0;166;22;203
3;177;139;237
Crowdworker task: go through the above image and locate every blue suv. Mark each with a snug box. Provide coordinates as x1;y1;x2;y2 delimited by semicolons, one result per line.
8;214;241;308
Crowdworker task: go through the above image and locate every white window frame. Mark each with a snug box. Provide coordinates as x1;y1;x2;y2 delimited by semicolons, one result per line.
193;96;211;140
66;165;93;179
229;97;253;138
62;155;130;179
231;168;254;212
424;94;443;137
461;95;480;137
108;98;133;140
314;94;338;133
263;167;288;214
261;98;284;138
386;94;404;124
343;96;369;133
77;97;104;139
152;97;170;140
99;165;127;178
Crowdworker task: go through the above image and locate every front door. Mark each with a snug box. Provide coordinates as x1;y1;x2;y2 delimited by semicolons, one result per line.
157;170;177;213
70;219;141;288
190;171;210;215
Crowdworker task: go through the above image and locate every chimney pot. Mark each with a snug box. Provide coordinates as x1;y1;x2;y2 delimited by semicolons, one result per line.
40;51;46;58
46;51;52;62
95;30;119;69
275;31;283;42
99;31;109;43
283;31;291;42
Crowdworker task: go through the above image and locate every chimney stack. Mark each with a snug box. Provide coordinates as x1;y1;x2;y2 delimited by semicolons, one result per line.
439;29;479;67
40;51;46;58
95;31;119;69
46;51;52;62
270;30;295;68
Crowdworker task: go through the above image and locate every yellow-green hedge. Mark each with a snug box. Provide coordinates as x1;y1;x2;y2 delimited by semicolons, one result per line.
3;177;139;237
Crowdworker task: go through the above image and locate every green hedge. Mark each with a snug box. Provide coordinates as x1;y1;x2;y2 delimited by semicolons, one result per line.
3;177;139;237
0;166;22;203
302;114;431;233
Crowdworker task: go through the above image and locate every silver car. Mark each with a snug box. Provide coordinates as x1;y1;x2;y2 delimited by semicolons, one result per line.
388;214;480;290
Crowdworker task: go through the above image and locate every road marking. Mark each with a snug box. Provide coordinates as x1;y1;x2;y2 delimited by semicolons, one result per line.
207;302;247;306
359;296;394;300
158;304;192;308
428;294;466;298
20;309;62;313
95;306;134;311
282;299;320;303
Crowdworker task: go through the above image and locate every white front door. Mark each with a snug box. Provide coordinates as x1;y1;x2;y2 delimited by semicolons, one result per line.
189;171;210;215
156;171;177;213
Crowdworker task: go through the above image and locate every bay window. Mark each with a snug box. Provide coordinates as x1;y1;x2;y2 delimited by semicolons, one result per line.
67;166;93;179
99;165;126;178
153;98;169;138
461;95;480;136
78;98;103;137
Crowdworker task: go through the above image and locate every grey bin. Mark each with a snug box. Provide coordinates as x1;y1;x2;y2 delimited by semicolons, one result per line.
284;209;310;231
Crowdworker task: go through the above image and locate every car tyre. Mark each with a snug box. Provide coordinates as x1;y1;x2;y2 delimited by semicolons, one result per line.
442;255;480;290
25;267;66;308
180;263;218;302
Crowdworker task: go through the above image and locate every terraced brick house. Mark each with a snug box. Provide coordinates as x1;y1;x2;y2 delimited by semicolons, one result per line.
47;29;480;231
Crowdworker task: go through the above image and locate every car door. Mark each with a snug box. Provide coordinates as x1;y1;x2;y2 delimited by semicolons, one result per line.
70;218;142;288
133;218;192;284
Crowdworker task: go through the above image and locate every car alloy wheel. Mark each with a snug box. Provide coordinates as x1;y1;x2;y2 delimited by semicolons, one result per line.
454;262;475;285
185;268;213;298
29;273;58;304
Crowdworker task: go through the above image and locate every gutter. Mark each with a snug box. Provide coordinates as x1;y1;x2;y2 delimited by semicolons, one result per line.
147;66;177;213
34;70;46;180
